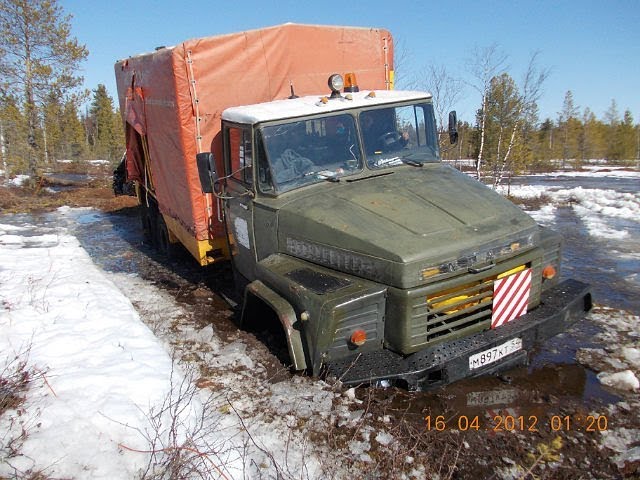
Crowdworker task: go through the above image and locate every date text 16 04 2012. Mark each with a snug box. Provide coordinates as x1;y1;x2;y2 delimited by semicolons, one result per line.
424;414;609;432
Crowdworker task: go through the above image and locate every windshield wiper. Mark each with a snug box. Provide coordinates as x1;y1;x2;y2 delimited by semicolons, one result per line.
401;158;423;167
304;170;340;182
374;156;423;168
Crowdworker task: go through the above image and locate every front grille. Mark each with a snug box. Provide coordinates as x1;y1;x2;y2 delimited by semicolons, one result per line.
411;278;495;345
408;261;541;349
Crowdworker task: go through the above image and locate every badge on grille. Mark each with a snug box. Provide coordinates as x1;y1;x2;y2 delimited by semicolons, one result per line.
491;268;532;328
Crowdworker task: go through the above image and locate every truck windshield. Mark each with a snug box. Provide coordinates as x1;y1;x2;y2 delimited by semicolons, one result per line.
260;114;362;193
360;103;439;169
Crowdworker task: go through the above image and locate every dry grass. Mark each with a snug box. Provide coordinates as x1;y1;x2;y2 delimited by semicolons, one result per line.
1;161;138;214
0;347;55;480
0;354;32;417
507;192;553;210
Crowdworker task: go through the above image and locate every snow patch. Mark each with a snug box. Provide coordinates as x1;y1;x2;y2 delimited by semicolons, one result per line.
7;174;30;186
375;431;394;446
597;370;640;391
0;228;185;479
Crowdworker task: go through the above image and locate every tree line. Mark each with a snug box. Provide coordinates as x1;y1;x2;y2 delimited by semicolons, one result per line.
1;0;638;187
1;84;124;168
412;48;639;187
0;0;123;185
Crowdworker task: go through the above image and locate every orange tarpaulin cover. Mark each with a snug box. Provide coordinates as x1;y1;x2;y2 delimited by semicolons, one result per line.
115;23;393;241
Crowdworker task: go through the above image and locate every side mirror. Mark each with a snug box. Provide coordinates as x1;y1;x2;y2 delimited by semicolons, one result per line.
196;152;218;194
448;111;459;145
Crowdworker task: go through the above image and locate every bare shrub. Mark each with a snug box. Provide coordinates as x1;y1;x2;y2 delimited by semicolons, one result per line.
0;345;51;479
319;386;463;479
113;362;237;480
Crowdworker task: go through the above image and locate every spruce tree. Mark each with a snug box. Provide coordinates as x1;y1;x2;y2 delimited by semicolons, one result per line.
0;0;88;184
89;84;122;161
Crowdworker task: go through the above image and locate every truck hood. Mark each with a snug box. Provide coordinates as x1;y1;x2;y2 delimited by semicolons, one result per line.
277;164;539;289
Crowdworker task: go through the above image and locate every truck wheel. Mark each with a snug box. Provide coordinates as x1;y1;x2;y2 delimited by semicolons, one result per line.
231;263;249;307
155;215;174;258
251;309;292;368
139;204;156;246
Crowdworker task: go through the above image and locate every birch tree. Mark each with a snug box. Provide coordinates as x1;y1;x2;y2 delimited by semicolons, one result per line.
466;44;508;179
0;0;87;185
495;52;549;186
475;52;549;186
483;73;521;186
412;64;465;153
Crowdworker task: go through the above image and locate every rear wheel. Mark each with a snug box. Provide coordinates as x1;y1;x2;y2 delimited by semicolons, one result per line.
155;215;174;258
139;201;157;246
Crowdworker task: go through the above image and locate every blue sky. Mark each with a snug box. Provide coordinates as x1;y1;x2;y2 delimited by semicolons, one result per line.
60;0;639;124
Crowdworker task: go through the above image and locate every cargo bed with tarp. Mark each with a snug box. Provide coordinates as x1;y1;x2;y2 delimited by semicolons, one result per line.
115;23;394;265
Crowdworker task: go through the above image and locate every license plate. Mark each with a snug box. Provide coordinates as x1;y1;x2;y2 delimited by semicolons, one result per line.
468;338;522;370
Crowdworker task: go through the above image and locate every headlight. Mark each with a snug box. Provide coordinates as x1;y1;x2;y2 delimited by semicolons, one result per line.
420;234;535;281
328;74;344;97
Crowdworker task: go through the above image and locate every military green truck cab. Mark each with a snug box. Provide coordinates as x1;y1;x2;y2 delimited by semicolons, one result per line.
198;78;591;390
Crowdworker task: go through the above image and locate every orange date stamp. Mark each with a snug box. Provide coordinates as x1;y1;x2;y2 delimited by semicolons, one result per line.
425;414;608;432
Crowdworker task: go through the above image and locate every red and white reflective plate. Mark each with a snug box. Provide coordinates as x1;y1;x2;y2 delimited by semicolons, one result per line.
491;268;532;329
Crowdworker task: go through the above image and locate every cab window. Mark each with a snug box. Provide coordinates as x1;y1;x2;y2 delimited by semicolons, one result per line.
226;126;253;185
256;130;275;194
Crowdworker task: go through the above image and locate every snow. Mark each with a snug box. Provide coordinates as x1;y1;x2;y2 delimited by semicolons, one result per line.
375;431;394;446
597;370;640;391
0;225;181;478
530;165;640;179
576;308;640;393
601;428;640;469
0;216;341;479
497;167;640;242
6;174;30;187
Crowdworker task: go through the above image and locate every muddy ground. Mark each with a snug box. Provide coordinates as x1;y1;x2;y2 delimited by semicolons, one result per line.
1;163;639;479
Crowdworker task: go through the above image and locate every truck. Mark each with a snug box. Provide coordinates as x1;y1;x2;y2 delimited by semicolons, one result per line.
114;23;592;390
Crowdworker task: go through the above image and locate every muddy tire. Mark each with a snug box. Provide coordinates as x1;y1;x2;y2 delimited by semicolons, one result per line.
139;203;157;246
231;262;249;307
241;294;292;368
155;215;174;258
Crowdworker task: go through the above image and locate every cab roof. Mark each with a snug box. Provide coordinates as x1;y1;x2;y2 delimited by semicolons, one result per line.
222;89;432;124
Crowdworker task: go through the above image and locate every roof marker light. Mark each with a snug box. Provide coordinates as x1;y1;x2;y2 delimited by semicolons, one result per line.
344;73;359;92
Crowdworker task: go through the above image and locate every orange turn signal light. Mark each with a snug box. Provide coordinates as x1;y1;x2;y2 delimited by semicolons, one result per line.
350;329;367;347
542;265;557;280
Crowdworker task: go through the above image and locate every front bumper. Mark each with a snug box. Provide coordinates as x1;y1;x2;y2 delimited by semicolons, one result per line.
326;279;592;390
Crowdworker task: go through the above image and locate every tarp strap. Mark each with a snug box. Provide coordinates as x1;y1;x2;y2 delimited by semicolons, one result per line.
186;49;203;153
141;135;154;207
383;37;390;90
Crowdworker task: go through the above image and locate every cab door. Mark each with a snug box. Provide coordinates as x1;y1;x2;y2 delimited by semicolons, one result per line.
223;124;256;282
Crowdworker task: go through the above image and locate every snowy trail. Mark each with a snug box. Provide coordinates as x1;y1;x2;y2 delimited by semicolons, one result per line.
0;223;182;477
0;213;362;480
